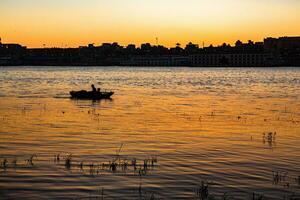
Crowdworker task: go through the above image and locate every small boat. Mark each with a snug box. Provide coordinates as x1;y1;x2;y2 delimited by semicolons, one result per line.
70;90;114;100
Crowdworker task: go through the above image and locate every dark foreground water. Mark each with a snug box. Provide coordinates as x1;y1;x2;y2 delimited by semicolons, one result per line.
0;66;300;199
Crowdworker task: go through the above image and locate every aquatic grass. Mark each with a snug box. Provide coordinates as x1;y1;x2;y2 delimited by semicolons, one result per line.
132;158;137;170
116;143;124;157
54;154;60;163
26;154;37;166
12;158;17;167
194;182;238;200
75;187;161;200
221;193;232;200
194;181;209;200
109;160;117;172
272;171;288;184
262;132;277;147
252;192;264;200
89;163;95;175
296;176;300;185
1;155;40;170
101;187;104;200
2;153;300;200
271;170;297;189
3;152;159;176
199;115;202;122
53;151;158;175
1;158;8;169
80;161;84;170
64;154;72;169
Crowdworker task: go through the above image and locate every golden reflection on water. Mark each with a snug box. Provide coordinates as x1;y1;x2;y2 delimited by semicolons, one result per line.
0;67;300;199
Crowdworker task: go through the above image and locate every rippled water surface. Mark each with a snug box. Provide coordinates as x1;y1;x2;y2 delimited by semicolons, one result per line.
0;66;300;199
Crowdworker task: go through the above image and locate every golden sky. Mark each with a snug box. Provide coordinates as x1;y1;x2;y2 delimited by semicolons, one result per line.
0;0;300;48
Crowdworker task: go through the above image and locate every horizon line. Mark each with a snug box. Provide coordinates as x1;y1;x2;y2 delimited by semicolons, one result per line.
2;35;300;49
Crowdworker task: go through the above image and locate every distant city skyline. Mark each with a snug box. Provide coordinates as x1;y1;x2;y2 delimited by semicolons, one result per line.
1;0;300;48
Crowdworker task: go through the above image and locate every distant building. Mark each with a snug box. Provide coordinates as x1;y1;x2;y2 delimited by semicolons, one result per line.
0;36;299;66
264;37;300;66
0;43;26;65
126;44;136;51
88;43;95;48
121;56;189;66
264;36;300;52
190;53;266;67
190;40;266;67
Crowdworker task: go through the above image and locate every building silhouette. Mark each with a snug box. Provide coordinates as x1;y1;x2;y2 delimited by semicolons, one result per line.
0;36;299;66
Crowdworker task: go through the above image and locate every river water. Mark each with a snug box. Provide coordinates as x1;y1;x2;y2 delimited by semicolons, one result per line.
0;66;300;199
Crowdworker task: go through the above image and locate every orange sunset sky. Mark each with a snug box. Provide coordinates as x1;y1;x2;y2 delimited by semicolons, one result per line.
0;0;300;48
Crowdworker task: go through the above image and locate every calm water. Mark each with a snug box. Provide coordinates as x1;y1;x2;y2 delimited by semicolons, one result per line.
0;66;300;199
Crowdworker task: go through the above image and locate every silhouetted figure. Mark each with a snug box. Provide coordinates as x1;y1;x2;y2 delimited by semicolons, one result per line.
91;84;96;92
70;85;114;99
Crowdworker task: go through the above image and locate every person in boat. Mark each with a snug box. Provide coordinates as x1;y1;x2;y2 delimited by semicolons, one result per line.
91;84;97;92
97;88;101;93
